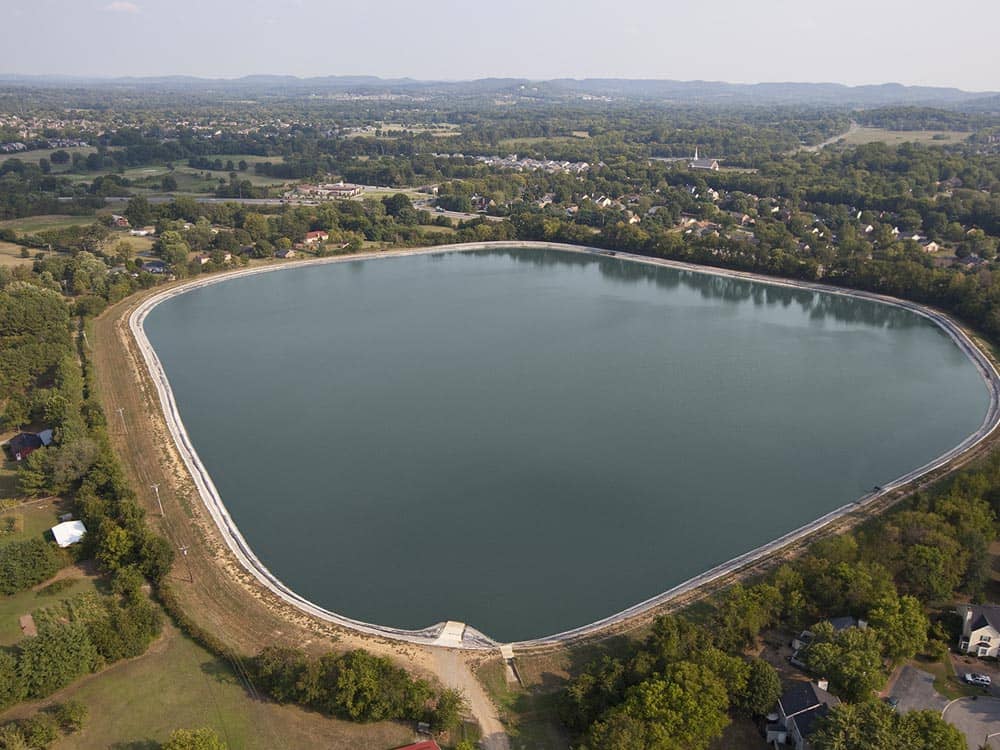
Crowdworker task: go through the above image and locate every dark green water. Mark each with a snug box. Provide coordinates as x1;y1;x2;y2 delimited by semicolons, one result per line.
144;248;989;641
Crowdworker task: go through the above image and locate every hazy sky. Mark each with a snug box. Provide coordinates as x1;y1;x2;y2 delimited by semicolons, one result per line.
6;0;999;90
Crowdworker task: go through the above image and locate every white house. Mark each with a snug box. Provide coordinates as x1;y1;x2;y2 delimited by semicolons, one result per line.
50;520;87;548
767;680;840;750
957;604;1000;658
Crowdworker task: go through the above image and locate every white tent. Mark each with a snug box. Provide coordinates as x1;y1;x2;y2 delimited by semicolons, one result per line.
50;520;87;548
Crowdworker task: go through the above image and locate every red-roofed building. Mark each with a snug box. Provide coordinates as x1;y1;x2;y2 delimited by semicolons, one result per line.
394;743;440;750
304;230;329;244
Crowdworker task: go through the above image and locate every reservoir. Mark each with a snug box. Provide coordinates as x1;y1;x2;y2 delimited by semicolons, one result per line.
143;247;991;642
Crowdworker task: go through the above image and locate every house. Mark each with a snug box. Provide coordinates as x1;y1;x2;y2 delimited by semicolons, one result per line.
790;617;866;663
303;230;329;245
141;260;168;274
50;520;87;548
5;431;51;461
689;147;720;171
130;226;156;237
110;214;130;228
920;240;941;253
275;248;296;259
957;604;1000;658
393;742;440;750
766;680;840;750
196;254;212;266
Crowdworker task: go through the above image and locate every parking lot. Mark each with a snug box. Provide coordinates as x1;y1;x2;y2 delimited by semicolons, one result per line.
888;666;947;714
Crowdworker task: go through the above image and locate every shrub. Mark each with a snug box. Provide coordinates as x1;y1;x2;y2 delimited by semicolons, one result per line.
0;539;62;595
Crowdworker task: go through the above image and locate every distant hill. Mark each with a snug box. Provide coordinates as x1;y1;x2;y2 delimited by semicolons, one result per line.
0;74;996;108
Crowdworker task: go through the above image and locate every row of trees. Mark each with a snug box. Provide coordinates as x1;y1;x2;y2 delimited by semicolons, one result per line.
250;646;466;730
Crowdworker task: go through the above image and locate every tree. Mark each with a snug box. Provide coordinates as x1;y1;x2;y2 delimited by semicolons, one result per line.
124;196;152;227
0;539;62;595
161;728;227;750
154;231;191;268
52;700;88;732
586;662;730;750
868;595;928;663
812;701;965;750
16;623;99;698
112;239;134;264
49;150;70;165
806;627;885;703
431;687;467;733
382;193;413;218
732;658;782;718
0;650;26;710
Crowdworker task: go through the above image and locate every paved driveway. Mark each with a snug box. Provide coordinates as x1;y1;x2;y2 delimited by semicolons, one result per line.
890;666;948;714
943;697;1000;750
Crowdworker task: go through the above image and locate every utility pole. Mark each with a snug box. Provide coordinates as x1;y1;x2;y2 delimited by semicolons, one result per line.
179;545;193;583
151;483;163;516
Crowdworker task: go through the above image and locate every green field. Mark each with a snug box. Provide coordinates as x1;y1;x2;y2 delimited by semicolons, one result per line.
840;127;971;146
0;500;64;547
498;135;587;150
5;625;415;750
4;147;98;168
0;215;96;234
0;576;101;647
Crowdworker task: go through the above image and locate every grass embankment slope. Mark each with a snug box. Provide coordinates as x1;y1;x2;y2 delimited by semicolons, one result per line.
3;623;412;750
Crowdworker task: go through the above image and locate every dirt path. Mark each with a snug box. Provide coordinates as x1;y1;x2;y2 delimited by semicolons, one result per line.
430;648;509;750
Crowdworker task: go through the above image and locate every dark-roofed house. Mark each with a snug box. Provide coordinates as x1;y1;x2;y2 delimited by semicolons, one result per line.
141;260;168;274
5;432;43;461
958;604;1000;658
767;680;840;750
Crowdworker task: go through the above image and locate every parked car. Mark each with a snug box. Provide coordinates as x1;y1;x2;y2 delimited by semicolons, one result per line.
965;673;992;687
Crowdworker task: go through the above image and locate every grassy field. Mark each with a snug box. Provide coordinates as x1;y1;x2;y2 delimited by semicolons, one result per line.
498;136;585;150
0;576;102;647
1;624;415;750
6;147;98;167
0;499;64;547
0;215;95;234
839;127;971;146
0;240;32;267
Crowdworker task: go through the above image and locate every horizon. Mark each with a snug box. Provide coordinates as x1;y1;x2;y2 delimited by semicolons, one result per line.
7;0;999;91
1;72;996;94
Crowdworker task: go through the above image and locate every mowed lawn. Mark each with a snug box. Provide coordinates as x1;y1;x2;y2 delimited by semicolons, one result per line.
840;127;971;146
0;576;102;647
28;625;416;750
4;147;98;167
0;215;96;234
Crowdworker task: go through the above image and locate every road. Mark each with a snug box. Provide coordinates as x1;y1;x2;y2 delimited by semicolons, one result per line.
430;649;510;750
793;121;860;154
943;697;1000;750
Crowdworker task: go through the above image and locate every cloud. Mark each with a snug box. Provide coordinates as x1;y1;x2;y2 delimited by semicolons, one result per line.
103;2;139;12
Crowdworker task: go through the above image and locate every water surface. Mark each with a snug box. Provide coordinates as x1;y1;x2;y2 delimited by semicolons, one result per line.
145;248;989;641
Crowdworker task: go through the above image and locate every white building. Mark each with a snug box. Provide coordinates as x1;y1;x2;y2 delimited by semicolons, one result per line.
50;520;87;548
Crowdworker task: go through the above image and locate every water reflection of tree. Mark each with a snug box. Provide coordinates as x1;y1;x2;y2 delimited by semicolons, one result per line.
475;247;922;330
